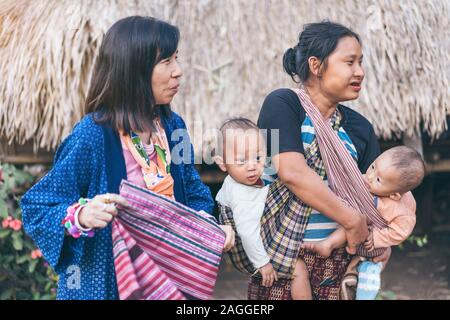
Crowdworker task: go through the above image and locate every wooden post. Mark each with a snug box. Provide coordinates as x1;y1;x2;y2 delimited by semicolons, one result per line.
403;132;432;235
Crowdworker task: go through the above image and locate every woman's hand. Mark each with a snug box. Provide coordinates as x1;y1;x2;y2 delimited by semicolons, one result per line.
274;153;368;253
344;212;369;255
78;193;129;229
259;263;278;287
219;225;235;252
372;246;392;271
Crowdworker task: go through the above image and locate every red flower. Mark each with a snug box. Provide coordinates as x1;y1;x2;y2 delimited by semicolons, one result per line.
31;249;43;260
11;219;22;231
1;219;9;229
2;216;13;229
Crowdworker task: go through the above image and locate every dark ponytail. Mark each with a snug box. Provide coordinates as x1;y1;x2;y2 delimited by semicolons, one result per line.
282;47;299;81
283;21;361;83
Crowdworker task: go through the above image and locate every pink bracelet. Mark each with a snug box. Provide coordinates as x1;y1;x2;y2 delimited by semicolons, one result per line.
61;198;95;238
74;206;93;232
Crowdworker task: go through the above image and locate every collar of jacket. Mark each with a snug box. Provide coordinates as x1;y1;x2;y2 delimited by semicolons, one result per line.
99;112;187;205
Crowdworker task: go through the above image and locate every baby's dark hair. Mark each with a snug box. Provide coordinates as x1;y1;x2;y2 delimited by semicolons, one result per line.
214;118;260;157
387;146;426;193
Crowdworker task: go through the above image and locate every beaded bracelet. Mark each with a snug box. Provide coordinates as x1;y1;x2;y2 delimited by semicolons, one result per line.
62;198;95;238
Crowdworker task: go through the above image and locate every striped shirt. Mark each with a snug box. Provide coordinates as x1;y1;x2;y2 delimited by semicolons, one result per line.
302;115;358;242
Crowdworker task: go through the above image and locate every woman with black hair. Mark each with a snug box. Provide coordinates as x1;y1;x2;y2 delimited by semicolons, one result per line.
251;21;391;299
21;16;234;300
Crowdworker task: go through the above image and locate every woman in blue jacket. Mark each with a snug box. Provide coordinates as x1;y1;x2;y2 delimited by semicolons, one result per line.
21;16;234;300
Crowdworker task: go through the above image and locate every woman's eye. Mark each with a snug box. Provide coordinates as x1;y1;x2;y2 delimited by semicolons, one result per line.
347;61;354;65
377;177;381;183
371;165;375;170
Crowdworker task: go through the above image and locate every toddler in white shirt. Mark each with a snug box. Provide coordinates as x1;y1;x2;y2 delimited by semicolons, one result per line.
215;118;306;295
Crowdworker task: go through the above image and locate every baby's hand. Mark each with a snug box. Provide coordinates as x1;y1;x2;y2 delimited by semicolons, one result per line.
364;230;375;251
259;263;278;287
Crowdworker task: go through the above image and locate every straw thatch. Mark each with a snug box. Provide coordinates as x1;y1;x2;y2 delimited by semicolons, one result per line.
0;0;449;155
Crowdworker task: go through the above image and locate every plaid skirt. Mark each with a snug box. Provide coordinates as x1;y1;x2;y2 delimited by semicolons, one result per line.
248;248;351;300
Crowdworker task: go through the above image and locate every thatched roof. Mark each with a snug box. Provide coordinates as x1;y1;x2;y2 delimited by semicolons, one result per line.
1;0;449;155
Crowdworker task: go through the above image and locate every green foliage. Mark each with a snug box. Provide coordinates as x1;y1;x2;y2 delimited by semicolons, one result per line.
376;290;397;300
398;234;428;250
0;163;58;300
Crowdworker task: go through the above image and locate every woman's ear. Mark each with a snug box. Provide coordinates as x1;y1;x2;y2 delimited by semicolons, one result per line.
389;192;402;201
308;56;322;77
214;155;227;172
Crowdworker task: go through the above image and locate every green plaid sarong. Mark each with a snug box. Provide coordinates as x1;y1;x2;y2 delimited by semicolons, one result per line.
218;110;343;279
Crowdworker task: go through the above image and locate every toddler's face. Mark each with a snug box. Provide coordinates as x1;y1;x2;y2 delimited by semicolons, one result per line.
220;130;266;186
364;151;402;197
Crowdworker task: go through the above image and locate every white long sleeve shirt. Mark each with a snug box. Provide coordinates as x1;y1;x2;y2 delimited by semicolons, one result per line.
216;175;270;269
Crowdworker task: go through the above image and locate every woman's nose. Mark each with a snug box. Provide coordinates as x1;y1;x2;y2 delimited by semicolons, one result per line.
355;64;365;79
172;61;183;78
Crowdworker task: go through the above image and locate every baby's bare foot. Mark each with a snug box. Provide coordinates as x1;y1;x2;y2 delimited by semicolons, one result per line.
301;241;333;258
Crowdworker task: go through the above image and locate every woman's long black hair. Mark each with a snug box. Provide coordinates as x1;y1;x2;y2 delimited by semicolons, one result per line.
85;16;180;133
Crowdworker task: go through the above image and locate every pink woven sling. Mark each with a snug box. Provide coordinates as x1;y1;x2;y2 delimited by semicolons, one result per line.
291;87;388;257
112;180;226;300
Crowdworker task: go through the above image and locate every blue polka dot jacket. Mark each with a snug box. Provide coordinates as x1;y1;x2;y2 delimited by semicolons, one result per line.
20;112;214;300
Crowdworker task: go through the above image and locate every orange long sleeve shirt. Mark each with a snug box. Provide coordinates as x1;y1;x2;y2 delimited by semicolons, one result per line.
373;191;417;248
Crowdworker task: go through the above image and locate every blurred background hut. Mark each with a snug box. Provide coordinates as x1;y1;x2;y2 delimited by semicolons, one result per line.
1;0;448;160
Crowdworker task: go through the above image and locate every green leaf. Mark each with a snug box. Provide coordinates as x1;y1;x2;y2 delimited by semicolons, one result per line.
24;241;36;250
4;255;14;264
0;199;7;219
40;294;55;300
44;281;53;291
379;290;397;300
28;259;38;273
0;229;11;239
16;254;29;264
12;233;23;251
0;288;13;300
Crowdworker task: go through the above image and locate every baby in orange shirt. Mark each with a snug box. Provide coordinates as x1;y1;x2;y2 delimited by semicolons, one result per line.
302;145;425;299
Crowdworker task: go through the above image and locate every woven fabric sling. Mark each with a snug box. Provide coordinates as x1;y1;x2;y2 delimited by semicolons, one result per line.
291;87;388;257
113;180;225;300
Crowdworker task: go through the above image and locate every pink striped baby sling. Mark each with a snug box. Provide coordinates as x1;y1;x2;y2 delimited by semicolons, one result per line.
291;87;388;257
112;180;225;300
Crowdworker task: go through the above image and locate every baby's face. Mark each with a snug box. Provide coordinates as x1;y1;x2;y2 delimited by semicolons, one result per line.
364;151;402;197
222;130;266;186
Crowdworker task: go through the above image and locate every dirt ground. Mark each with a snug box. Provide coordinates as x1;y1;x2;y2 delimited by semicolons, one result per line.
213;238;450;300
380;241;450;299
